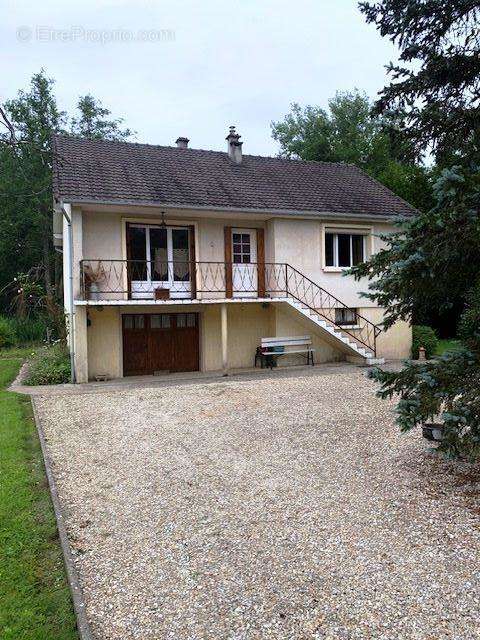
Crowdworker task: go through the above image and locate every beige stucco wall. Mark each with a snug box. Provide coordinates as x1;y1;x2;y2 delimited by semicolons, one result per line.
82;301;410;381
82;301;352;380
82;211;267;265
266;218;397;308
360;307;412;360
84;302;276;379
87;306;123;380
73;305;89;383
201;303;275;371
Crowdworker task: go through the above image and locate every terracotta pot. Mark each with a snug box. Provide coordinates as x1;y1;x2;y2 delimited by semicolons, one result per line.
154;288;170;300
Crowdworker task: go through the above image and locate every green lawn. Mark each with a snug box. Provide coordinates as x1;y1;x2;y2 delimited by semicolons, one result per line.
435;338;463;356
0;352;78;640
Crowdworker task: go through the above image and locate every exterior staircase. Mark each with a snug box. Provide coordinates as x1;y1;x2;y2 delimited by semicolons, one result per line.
284;298;384;365
279;264;384;366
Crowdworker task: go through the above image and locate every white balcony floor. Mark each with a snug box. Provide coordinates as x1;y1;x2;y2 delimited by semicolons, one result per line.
74;297;283;306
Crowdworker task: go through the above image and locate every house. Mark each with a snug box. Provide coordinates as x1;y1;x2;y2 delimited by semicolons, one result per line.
52;127;413;383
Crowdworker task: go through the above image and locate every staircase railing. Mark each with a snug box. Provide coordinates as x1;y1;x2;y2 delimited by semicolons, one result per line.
284;264;381;356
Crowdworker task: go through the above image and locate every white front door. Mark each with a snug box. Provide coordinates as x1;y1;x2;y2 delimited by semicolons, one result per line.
130;224;191;299
232;228;257;297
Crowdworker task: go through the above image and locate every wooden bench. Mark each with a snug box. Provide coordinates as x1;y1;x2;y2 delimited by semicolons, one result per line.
255;336;315;369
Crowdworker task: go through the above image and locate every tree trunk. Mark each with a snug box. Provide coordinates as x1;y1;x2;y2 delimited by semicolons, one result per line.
40;201;53;296
43;230;52;296
54;250;63;302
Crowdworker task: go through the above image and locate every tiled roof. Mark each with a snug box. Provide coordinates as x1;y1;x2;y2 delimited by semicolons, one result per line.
52;135;416;218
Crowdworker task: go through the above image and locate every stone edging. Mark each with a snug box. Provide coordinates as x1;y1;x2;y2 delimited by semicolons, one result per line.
31;397;96;640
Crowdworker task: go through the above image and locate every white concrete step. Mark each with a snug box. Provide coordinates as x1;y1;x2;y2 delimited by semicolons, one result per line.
285;298;377;362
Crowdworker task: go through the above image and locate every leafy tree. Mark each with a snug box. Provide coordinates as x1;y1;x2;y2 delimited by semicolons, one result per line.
271;103;333;161
353;0;480;458
271;90;433;211
0;71;134;312
272;90;389;167
0;71;66;299
70;94;133;140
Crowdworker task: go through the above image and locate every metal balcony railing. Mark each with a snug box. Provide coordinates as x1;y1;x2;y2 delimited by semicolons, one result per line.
79;259;381;355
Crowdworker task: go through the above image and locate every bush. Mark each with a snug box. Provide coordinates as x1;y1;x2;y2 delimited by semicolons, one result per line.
24;344;71;385
411;325;439;359
10;316;47;344
0;316;16;349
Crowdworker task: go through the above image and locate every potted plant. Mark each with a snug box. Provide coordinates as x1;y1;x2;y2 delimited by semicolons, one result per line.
83;263;106;301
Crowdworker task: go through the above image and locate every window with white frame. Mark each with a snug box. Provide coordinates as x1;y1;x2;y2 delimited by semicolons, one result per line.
325;232;366;268
128;224;190;282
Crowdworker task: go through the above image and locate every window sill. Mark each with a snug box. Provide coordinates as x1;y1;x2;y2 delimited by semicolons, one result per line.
339;324;361;330
323;266;349;273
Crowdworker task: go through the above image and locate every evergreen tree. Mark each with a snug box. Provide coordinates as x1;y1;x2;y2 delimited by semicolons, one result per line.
353;0;480;457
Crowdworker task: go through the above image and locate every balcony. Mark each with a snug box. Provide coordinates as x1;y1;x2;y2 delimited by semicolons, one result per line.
80;260;287;301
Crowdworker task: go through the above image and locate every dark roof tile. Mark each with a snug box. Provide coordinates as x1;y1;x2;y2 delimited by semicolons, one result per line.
52;135;416;217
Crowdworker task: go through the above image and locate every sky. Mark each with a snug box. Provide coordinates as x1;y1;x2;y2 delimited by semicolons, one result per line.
1;0;399;156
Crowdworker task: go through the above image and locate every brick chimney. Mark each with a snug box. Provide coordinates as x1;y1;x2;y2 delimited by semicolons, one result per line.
175;136;189;149
226;126;243;164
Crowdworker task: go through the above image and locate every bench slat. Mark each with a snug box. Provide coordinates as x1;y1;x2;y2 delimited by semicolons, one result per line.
262;340;311;348
262;335;310;344
262;348;315;355
262;342;311;348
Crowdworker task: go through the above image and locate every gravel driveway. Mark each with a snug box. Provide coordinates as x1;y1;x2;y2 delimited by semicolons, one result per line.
34;367;480;640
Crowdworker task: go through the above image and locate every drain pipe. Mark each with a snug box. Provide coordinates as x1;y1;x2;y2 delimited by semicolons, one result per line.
55;201;76;383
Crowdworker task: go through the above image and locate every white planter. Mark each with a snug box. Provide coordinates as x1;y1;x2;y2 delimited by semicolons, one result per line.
89;282;101;301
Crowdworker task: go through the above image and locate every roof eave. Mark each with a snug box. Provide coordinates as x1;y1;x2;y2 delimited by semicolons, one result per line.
58;197;411;222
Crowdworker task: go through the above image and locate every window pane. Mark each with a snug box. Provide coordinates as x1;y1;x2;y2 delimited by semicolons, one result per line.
124;315;133;329
335;308;357;325
325;233;335;266
151;314;170;329
187;314;196;327
352;235;364;265
129;227;147;280
150;314;161;328
338;234;351;267
232;233;241;243
133;315;145;329
348;309;357;324
176;313;186;328
172;229;190;281
150;228;168;281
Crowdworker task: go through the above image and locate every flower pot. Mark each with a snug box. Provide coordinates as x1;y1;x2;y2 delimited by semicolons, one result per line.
422;423;444;442
155;288;170;300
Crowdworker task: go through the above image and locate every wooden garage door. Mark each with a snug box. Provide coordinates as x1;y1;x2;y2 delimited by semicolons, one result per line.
122;313;199;376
